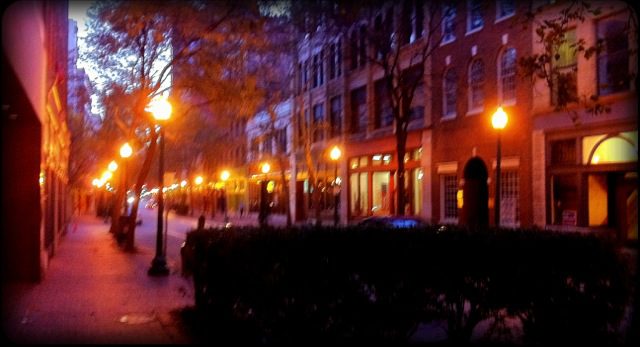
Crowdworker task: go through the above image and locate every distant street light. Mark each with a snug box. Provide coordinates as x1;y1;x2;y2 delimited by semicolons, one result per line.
220;170;230;224
147;96;172;277
491;106;508;228
108;161;118;172
259;162;270;228
329;145;342;226
194;175;205;220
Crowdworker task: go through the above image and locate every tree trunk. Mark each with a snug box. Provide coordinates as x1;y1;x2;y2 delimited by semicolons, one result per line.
395;110;408;216
277;155;292;227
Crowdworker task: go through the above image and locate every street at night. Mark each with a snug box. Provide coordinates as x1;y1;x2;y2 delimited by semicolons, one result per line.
1;0;637;344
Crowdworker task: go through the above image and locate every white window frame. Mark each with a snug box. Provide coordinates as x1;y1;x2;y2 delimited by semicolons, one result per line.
467;59;485;114
442;68;457;119
466;0;484;35
498;47;517;105
495;0;515;23
441;4;457;45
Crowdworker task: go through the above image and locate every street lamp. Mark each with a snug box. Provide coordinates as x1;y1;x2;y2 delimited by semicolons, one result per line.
329;145;342;226
220;170;230;224
120;142;132;215
259;162;270;227
147;96;172;276
491;106;508;228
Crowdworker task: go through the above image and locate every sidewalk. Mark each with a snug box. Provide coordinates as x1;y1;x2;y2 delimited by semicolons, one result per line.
1;215;195;344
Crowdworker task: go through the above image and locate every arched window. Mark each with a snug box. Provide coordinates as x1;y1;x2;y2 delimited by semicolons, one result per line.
499;47;516;104
443;68;457;118
468;59;485;111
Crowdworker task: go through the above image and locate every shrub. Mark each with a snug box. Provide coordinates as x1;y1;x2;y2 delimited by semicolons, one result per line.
181;225;632;344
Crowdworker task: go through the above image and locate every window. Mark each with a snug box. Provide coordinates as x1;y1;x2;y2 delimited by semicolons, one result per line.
496;0;515;20
551;139;576;165
275;128;287;154
350;86;367;134
312;103;324;142
350;26;367;70
443;68;457;118
500;171;519;225
374;78;393;128
312;53;323;88
442;4;456;44
329;96;342;138
597;13;631;95
467;0;484;33
551;29;577;106
499;47;516;104
403;65;425;121
302;60;309;91
442;174;458;220
251;138;260;159
401;0;425;45
328;39;342;80
468;59;485;111
263;135;272;155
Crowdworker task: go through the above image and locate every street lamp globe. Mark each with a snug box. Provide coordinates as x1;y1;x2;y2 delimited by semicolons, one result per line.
220;170;230;182
195;175;204;185
261;162;271;174
101;170;113;181
146;95;172;121
108;161;118;172
120;143;133;158
492;106;508;130
330;145;342;161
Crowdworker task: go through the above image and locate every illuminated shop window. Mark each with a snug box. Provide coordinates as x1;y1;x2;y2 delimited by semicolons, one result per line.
583;131;637;165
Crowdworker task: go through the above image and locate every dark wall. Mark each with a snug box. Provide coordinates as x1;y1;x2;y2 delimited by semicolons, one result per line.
2;52;44;282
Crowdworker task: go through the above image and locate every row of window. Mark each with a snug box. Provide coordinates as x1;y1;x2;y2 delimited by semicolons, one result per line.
441;170;519;225
442;0;516;45
443;47;516;119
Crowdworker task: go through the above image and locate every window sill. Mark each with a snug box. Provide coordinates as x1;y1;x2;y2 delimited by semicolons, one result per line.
499;99;516;107
465;27;483;36
440;38;456;47
440;114;457;122
494;13;515;24
466;107;484;116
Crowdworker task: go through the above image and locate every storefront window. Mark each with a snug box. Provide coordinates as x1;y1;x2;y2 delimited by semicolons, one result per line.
372;172;390;215
413;169;423;215
551;174;579;226
583;131;638;165
350;158;359;169
359;156;369;167
350;172;368;217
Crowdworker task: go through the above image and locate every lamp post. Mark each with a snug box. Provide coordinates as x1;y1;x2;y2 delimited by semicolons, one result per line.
147;96;172;276
491;106;508;228
259;162;270;228
120;142;132;215
220;170;230;224
195;175;204;219
329;146;342;226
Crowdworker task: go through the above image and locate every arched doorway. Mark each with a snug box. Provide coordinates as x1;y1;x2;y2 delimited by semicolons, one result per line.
461;157;489;229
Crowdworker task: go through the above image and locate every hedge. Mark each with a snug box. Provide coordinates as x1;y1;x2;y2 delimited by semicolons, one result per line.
181;224;632;345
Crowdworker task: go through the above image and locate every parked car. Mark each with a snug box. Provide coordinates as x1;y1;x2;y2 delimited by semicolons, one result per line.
356;216;427;229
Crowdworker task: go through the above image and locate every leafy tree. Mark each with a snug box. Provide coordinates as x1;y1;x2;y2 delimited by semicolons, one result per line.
84;0;263;247
518;0;638;124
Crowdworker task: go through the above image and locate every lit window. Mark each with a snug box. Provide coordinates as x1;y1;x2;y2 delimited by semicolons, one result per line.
583;131;638;165
442;174;458;220
551;29;577;106
500;170;519;226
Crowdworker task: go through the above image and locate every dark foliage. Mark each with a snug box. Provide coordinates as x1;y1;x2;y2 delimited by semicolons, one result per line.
180;224;632;344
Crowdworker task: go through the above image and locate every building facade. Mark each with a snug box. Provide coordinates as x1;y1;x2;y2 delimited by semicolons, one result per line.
2;0;71;281
529;1;637;243
276;0;637;243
